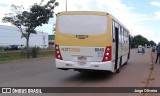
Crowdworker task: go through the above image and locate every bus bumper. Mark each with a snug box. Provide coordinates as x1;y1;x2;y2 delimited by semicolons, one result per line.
55;59;114;72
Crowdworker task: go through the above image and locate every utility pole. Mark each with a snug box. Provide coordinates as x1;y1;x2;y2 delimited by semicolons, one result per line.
66;0;67;11
41;32;45;49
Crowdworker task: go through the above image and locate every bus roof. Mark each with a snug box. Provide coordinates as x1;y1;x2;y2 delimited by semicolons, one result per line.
56;11;109;16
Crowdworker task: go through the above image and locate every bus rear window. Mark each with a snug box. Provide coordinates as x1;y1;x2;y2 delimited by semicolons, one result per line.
58;15;107;35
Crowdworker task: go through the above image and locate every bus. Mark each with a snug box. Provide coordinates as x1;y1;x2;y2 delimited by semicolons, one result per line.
54;11;130;73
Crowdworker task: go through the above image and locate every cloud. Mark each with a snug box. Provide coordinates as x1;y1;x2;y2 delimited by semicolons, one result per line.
151;1;160;21
154;11;160;20
13;0;156;40
36;24;53;34
66;0;158;42
0;0;55;34
151;1;160;6
58;0;151;35
0;0;43;21
0;0;158;43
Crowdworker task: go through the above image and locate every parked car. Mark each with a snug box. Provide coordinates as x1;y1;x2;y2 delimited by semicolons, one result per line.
137;45;145;53
4;45;18;51
18;45;25;50
147;46;151;48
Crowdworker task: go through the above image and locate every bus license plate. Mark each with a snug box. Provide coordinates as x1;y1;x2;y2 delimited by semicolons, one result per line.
78;62;86;66
77;56;87;66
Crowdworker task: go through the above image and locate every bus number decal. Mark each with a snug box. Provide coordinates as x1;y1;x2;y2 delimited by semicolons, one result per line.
97;51;103;57
95;48;104;52
95;48;104;57
61;48;69;51
61;48;80;52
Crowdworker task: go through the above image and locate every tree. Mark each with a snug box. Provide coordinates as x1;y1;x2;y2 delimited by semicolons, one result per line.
148;40;156;46
53;24;56;33
131;35;156;48
2;0;59;58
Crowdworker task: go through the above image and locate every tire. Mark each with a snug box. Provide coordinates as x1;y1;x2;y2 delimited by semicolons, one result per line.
116;68;120;73
124;61;128;65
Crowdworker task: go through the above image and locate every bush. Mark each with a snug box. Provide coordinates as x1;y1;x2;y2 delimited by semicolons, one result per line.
0;46;4;50
21;49;27;57
31;47;40;58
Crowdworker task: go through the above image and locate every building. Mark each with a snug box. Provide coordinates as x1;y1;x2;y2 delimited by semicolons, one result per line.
48;35;55;48
0;25;48;48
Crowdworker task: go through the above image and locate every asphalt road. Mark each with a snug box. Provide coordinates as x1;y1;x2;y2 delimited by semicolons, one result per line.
0;48;152;96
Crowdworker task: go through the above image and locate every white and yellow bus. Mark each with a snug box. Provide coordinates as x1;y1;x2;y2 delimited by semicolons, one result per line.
55;11;130;73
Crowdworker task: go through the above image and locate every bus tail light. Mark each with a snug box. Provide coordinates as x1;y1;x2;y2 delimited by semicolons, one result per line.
55;44;63;60
102;46;112;62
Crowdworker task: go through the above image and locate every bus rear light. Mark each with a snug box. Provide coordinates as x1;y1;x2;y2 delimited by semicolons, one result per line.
55;44;63;60
102;46;112;62
106;52;109;56
107;48;110;51
58;55;61;58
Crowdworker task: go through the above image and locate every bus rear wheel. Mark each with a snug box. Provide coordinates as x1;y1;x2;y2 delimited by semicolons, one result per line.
116;68;120;73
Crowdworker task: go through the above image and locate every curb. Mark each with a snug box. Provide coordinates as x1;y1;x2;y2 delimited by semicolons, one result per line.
144;52;156;96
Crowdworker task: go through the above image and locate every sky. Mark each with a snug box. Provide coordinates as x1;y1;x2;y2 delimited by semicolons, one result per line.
0;0;160;44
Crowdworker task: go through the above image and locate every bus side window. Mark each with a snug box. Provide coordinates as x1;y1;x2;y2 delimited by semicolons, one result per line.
122;28;124;43
112;21;115;42
119;26;121;42
127;31;129;43
114;22;119;43
124;30;127;43
120;27;123;43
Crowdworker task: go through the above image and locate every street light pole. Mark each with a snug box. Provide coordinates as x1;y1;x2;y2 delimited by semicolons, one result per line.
66;0;67;11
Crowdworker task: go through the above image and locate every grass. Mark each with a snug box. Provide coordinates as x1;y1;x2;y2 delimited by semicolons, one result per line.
38;50;54;57
0;50;54;63
0;51;27;63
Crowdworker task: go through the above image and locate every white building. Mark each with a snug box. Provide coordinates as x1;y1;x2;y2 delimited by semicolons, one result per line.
0;25;48;48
